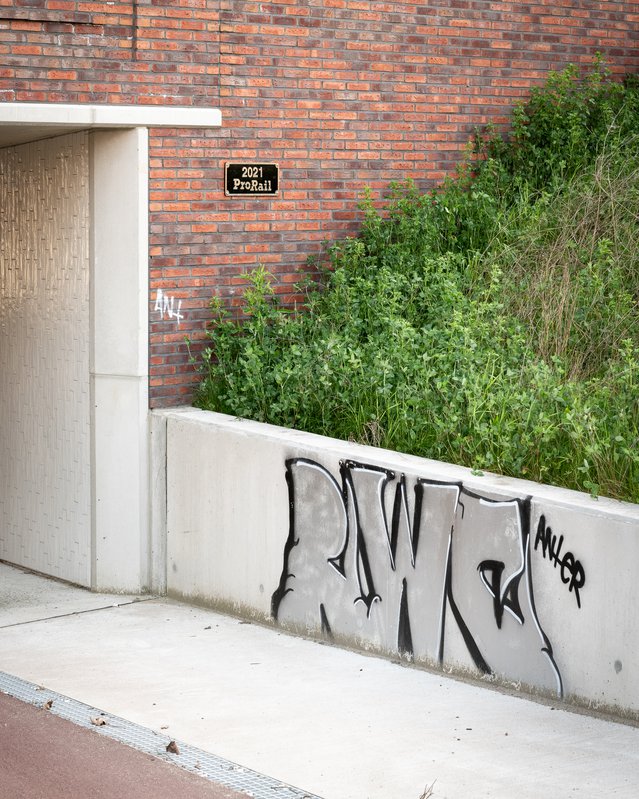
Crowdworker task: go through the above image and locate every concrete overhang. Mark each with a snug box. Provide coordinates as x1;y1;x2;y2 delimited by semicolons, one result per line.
0;102;222;148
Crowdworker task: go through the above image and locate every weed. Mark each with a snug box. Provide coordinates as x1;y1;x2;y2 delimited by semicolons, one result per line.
419;780;437;799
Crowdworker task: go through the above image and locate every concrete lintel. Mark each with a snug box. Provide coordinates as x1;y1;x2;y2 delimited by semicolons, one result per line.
0;102;221;147
0;102;221;128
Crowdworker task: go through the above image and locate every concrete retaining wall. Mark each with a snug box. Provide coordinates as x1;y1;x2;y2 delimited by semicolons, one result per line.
152;408;639;720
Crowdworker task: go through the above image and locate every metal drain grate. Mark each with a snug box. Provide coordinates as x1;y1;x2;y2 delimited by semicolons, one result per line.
0;671;322;799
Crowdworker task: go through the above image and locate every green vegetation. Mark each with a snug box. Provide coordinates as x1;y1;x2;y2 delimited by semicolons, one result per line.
193;61;639;503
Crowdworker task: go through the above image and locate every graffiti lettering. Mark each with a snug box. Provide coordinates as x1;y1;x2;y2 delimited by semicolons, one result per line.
154;288;184;324
534;515;585;608
272;458;566;697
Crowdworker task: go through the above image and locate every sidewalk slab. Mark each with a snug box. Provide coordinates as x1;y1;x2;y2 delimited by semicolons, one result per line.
0;564;637;799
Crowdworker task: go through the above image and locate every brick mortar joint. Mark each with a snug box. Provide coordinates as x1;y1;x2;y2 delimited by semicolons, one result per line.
0;10;117;26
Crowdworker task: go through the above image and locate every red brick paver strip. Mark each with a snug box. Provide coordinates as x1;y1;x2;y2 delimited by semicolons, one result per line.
0;692;247;799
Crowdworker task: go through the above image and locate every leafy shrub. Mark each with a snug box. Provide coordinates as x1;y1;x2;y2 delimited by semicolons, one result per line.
479;57;639;194
193;61;639;504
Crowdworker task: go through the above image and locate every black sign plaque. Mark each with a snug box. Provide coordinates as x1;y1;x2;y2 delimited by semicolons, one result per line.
225;163;279;196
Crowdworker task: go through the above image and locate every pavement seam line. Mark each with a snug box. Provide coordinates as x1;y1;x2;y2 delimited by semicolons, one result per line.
0;597;157;629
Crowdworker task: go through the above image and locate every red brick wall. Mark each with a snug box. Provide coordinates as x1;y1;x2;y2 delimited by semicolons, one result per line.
1;1;639;406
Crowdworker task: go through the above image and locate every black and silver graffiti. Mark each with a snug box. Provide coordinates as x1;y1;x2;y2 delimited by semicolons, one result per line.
272;458;567;697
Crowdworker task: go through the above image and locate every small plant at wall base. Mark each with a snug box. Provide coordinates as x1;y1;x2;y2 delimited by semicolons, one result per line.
193;61;639;505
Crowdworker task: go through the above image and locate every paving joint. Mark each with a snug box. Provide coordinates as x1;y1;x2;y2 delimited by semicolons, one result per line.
0;597;156;629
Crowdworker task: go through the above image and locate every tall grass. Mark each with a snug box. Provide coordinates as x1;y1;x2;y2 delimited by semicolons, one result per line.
192;62;639;504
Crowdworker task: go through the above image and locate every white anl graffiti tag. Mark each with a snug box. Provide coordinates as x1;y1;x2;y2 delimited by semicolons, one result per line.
272;458;576;697
154;288;184;324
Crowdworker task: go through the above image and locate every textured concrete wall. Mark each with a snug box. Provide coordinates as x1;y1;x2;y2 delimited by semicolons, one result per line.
156;408;639;719
0;133;91;586
0;126;154;592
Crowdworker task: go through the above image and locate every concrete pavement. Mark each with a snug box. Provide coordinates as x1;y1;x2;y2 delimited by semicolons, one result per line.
0;562;637;799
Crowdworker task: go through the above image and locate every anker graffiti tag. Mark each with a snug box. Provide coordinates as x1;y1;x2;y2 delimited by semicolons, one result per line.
534;515;585;608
